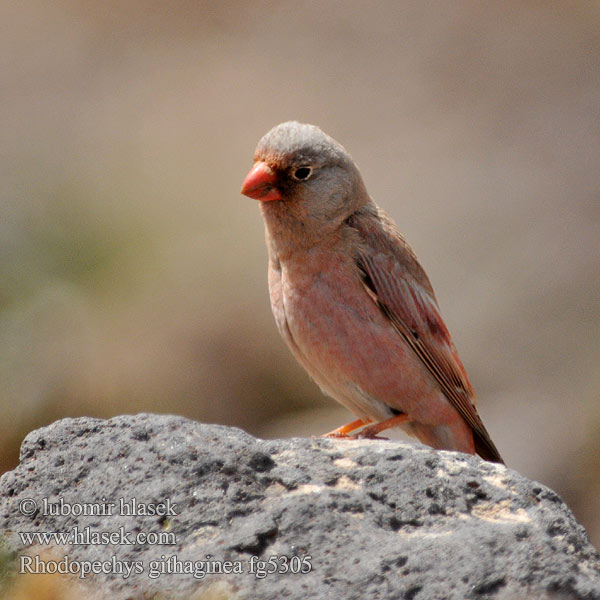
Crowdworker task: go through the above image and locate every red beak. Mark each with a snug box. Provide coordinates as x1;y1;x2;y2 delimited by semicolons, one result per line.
241;162;282;202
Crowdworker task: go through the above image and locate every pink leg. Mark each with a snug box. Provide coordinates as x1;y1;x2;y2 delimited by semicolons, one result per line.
352;414;411;439
322;418;371;438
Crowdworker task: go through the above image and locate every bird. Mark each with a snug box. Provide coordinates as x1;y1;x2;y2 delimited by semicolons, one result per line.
241;121;503;464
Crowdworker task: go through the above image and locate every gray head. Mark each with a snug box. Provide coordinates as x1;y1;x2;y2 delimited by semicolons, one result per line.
255;121;353;172
242;122;370;242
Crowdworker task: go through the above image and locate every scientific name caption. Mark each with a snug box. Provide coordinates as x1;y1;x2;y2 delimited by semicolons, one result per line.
16;497;313;579
20;554;313;580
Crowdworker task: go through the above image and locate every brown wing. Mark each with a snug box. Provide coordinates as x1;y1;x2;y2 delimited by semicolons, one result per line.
347;206;503;463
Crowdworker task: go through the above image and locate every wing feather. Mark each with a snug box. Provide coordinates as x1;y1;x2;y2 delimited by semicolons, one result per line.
348;207;503;463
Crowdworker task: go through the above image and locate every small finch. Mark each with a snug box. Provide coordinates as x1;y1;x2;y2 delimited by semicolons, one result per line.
241;122;503;463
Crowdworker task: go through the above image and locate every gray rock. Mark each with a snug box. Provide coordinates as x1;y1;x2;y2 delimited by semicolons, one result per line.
0;414;598;599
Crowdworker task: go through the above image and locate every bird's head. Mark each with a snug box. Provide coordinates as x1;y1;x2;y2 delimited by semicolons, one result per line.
241;122;370;231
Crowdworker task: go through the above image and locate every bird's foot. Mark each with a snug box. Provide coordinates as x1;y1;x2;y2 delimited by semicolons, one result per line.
322;418;370;438
349;413;411;440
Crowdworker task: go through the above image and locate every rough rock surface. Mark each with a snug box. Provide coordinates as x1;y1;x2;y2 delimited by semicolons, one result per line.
0;414;598;599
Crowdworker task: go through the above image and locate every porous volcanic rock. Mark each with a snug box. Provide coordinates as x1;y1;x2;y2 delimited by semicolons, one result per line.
0;414;598;599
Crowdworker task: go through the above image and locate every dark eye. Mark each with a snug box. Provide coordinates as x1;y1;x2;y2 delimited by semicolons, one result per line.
291;166;313;181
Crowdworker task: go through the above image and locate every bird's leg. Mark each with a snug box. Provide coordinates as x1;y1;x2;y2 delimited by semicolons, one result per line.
352;413;411;439
322;418;370;438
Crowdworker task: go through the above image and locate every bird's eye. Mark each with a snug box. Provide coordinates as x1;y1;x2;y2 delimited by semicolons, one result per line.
291;166;313;181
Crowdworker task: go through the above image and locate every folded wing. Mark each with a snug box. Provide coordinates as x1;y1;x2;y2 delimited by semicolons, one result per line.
347;207;503;463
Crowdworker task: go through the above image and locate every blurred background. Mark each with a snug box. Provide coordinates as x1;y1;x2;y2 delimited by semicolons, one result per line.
1;1;599;546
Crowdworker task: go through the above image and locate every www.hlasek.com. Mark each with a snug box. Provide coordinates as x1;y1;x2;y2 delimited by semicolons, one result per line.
19;526;176;546
20;554;313;580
